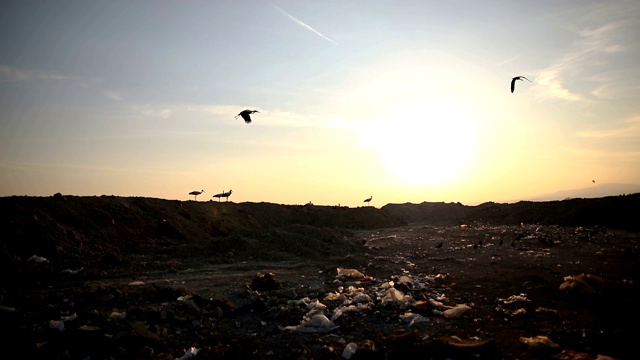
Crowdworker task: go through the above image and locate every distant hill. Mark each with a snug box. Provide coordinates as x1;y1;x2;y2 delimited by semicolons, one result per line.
518;183;640;202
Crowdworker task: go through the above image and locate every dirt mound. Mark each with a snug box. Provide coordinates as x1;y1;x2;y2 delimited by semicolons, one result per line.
382;194;640;230
0;196;403;276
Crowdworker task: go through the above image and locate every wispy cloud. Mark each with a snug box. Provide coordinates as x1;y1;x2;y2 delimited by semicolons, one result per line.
496;54;521;68
577;114;640;139
270;3;337;46
0;65;75;82
104;91;123;101
0;65;31;81
134;105;173;119
531;2;639;103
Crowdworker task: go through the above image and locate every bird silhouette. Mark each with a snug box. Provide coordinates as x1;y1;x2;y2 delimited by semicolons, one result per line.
511;76;531;93
592;180;596;183
364;196;372;205
213;190;233;202
235;109;260;124
189;190;204;201
435;241;443;248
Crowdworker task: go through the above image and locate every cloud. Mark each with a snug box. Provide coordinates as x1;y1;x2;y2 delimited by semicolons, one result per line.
577;114;640;139
0;65;32;81
104;91;123;101
270;3;337;45
0;64;97;85
531;3;639;102
134;105;173;119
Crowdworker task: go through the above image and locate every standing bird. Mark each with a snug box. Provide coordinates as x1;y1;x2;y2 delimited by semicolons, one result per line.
189;190;204;201
213;190;233;202
235;109;260;124
364;196;372;205
510;76;531;93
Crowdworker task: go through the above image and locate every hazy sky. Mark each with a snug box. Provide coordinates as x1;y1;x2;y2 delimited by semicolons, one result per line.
1;0;639;206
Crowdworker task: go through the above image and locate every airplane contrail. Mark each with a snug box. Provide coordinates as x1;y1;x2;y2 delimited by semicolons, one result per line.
270;3;337;46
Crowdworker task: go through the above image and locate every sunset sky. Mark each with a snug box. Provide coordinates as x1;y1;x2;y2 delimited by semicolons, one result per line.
1;0;639;206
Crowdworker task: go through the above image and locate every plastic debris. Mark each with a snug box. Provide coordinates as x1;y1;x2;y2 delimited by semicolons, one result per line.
49;313;77;332
61;267;84;275
176;346;200;360
442;304;472;318
519;335;559;350
342;342;358;359
336;267;365;280
555;349;616;360
559;273;608;293
28;255;49;263
381;288;414;307
109;310;127;320
283;314;338;333
324;292;341;301
400;312;429;327
498;293;531;304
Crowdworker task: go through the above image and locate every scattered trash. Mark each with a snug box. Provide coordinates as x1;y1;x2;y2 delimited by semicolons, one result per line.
176;346;200;360
381;288;414;307
251;272;280;291
554;349;616;360
283;314;338;333
48;313;77;332
536;307;559;315
61;267;84;275
498;293;531;304
78;325;101;331
324;292;342;301
28;255;49;263
342;342;358;359
442;304;472;318
519;335;559;350
559;273;608;294
400;312;429;327
109;310;127;320
435;336;493;349
336;267;365;280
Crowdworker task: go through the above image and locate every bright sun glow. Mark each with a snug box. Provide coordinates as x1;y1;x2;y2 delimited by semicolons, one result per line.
363;100;476;184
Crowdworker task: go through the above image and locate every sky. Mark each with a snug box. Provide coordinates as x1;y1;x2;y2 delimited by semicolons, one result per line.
1;0;639;206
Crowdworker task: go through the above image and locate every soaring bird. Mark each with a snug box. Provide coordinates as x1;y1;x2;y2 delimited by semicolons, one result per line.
213;190;233;202
189;190;204;200
235;109;260;124
510;76;531;93
364;196;372;205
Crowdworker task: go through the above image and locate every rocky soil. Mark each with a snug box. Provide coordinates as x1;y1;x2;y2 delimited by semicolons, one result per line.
1;194;639;359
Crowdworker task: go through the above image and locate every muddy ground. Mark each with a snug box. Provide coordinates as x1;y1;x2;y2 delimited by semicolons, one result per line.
1;194;639;359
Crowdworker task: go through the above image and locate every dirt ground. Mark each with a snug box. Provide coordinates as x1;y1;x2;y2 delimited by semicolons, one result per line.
1;195;639;359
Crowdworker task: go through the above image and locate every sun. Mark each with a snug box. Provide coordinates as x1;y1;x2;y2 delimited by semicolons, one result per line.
364;100;476;184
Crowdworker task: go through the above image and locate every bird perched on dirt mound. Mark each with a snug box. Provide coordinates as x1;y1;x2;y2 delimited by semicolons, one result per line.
189;190;204;200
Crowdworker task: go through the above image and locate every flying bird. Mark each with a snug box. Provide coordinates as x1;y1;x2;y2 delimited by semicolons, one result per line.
235;110;260;124
592;180;596;183
189;190;204;201
364;196;372;205
510;76;531;93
